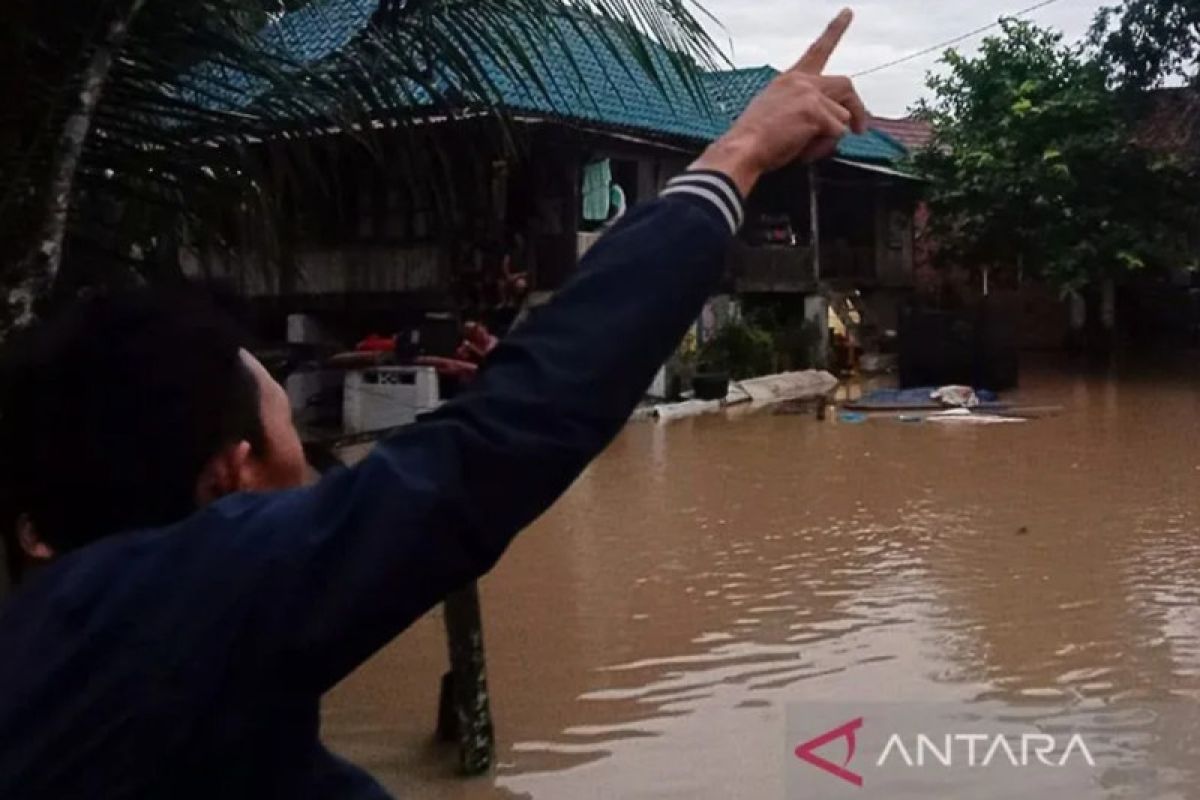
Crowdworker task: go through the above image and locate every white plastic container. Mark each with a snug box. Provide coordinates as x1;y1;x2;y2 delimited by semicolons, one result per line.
343;366;441;434
286;313;331;345
286;369;344;426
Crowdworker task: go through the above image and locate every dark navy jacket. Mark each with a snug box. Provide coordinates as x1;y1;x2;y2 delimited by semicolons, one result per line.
0;171;744;798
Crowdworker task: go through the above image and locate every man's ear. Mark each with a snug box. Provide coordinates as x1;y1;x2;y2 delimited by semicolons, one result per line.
17;514;53;561
195;440;254;506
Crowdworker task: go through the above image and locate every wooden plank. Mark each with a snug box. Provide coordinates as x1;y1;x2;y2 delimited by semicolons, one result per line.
810;164;821;283
841;401;1012;413
843;404;1065;420
441;584;496;776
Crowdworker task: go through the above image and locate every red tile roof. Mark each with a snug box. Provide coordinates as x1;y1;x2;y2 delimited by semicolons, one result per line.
869;115;934;152
1136;88;1200;159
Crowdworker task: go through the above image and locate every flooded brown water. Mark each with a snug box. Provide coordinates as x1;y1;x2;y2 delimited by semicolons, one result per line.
322;359;1200;798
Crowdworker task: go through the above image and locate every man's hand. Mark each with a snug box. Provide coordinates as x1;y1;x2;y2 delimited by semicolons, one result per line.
456;322;499;362
693;9;868;197
416;322;499;384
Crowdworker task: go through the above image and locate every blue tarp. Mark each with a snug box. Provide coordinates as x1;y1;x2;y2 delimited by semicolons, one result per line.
853;387;999;409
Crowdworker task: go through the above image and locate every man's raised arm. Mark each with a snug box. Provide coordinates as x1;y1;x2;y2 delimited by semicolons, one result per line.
217;10;869;692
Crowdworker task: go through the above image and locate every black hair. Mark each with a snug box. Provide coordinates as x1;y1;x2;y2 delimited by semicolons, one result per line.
0;289;265;569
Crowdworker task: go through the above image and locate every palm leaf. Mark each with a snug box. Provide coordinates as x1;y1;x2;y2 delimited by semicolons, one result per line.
1;0;723;325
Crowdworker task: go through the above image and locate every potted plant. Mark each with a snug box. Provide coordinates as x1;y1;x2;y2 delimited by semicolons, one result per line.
694;319;775;400
694;332;732;400
692;364;731;401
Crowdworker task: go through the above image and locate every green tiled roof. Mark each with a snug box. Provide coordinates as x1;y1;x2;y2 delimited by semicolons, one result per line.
702;66;908;164
182;0;379;117
703;66;776;118
259;0;377;63
451;15;728;142
198;0;908;164
839;127;909;163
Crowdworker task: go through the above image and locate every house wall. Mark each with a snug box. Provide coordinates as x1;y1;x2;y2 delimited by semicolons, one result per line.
188;123;663;304
857;287;921;339
197;119;917;362
821;165;917;286
184;243;452;298
581;137;690;200
531;127;693;289
729;241;815;292
732;163;919;293
876;187;916;287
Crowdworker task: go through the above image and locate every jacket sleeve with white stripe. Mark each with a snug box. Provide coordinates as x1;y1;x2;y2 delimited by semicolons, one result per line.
169;170;744;691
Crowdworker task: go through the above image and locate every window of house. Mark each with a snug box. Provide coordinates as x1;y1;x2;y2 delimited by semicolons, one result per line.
580;157;640;233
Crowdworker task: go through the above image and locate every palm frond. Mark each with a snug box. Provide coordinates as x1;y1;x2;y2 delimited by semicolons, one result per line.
1;0;724;322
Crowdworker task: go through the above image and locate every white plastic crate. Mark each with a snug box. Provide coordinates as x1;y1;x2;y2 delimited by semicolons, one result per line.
286;369;344;426
343;366;440;434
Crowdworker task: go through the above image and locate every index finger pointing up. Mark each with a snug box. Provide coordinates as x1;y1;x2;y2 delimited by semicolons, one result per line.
792;8;854;74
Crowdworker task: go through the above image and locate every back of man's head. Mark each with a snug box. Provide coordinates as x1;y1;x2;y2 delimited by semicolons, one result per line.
0;289;266;565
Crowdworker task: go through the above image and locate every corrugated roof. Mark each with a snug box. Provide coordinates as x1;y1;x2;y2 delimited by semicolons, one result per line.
195;1;908;164
1136;88;1200;160
838;128;908;163
703;66;776;118
259;0;378;63
183;0;379;114
832;158;922;181
700;67;902;164
701;66;908;163
450;15;727;142
869;116;934;151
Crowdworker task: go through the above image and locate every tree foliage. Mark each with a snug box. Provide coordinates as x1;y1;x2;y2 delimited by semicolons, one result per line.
1093;0;1200;89
915;20;1194;291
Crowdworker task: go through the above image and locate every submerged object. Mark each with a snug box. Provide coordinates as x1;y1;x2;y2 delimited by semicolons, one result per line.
925;409;1024;425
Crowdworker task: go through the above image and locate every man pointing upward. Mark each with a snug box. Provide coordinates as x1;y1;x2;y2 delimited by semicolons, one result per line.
0;11;866;799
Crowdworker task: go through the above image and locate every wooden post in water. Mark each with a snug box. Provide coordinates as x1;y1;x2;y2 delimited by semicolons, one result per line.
439;584;495;775
808;164;823;285
806;165;831;370
303;436;496;777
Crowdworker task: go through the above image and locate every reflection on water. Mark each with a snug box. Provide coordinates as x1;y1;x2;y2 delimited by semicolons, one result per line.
322;359;1200;798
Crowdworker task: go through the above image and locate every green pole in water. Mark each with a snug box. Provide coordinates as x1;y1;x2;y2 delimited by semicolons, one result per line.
304;440;496;775
440;583;495;775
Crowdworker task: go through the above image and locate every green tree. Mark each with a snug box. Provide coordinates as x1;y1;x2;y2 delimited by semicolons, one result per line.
0;0;719;330
1093;0;1200;89
915;19;1193;293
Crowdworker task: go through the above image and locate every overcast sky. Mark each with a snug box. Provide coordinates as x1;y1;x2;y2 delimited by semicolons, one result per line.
698;0;1112;117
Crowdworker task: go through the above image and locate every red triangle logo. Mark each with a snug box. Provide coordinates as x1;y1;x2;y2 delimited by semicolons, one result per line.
794;717;865;787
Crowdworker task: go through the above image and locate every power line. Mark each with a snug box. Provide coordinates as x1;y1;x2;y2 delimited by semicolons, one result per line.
852;0;1068;78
